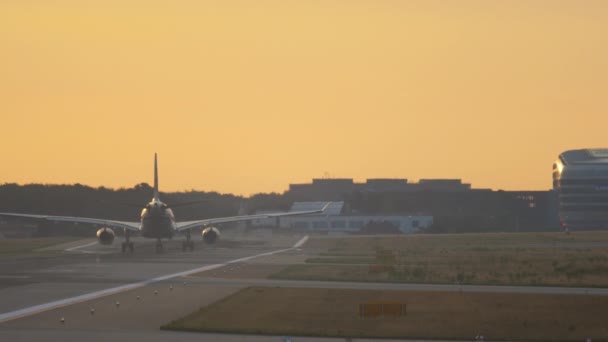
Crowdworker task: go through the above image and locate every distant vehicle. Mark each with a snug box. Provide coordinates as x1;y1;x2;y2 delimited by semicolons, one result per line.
0;154;326;253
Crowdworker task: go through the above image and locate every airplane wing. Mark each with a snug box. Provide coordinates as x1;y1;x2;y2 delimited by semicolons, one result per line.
0;212;140;231
175;203;329;232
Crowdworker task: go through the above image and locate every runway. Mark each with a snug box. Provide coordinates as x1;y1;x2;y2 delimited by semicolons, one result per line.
184;276;608;296
0;329;464;342
0;232;604;342
0;233;303;320
0;241;302;323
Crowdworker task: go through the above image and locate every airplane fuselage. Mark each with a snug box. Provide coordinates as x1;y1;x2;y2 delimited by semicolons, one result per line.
140;200;177;239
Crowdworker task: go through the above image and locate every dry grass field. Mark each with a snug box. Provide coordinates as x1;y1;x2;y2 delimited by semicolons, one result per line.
163;286;608;341
272;232;608;287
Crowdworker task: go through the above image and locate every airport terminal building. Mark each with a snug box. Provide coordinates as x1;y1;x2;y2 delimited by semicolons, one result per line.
553;149;608;230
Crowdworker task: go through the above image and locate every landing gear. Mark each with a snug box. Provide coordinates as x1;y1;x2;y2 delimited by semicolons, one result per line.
121;229;134;254
182;229;194;252
121;241;134;253
155;238;164;253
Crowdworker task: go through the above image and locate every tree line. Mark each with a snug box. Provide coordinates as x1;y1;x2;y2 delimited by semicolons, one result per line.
0;183;294;222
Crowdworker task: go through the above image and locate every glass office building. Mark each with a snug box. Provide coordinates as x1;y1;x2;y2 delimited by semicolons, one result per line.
553;149;608;230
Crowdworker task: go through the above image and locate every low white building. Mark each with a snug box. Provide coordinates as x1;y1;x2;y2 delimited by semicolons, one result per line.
252;201;433;234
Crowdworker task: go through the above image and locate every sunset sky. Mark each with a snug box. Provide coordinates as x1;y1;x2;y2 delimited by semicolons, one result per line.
1;1;607;195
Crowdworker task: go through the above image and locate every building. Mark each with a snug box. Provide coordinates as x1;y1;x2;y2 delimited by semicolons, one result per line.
287;178;475;201
252;202;433;234
285;177;559;232
553;148;608;230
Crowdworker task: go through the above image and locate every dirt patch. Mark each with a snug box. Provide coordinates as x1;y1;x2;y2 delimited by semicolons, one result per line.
164;286;608;341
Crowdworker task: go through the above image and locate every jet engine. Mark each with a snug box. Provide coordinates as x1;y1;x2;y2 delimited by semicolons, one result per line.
96;227;115;245
202;226;220;244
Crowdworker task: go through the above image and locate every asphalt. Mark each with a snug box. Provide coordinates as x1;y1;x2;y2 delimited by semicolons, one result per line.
0;234;296;315
0;329;463;342
0;232;605;342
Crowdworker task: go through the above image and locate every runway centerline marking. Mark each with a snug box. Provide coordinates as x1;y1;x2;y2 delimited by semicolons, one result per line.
292;235;308;248
0;236;309;323
65;241;98;252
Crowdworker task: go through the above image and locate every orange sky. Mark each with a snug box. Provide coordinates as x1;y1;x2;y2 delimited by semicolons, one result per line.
1;1;607;195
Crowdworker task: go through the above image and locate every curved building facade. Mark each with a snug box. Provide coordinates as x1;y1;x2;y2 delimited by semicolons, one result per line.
553;149;608;230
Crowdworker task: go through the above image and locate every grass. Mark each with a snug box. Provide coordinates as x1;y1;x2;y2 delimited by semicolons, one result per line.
271;231;608;287
163;286;608;341
0;237;78;255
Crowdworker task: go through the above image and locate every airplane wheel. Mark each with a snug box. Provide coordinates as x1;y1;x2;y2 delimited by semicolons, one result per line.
121;242;127;253
128;242;134;253
156;243;163;253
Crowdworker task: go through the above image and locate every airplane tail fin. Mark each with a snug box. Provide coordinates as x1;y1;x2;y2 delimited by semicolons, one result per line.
153;153;160;201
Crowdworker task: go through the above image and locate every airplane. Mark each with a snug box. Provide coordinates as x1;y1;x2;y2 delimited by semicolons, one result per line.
0;154;328;253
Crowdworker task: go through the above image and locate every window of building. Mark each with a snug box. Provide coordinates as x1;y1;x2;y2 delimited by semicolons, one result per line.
312;221;329;229
331;221;346;229
349;221;364;229
293;222;310;229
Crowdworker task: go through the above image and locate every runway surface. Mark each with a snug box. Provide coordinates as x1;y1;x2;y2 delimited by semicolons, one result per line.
0;329;465;342
0;232;604;342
